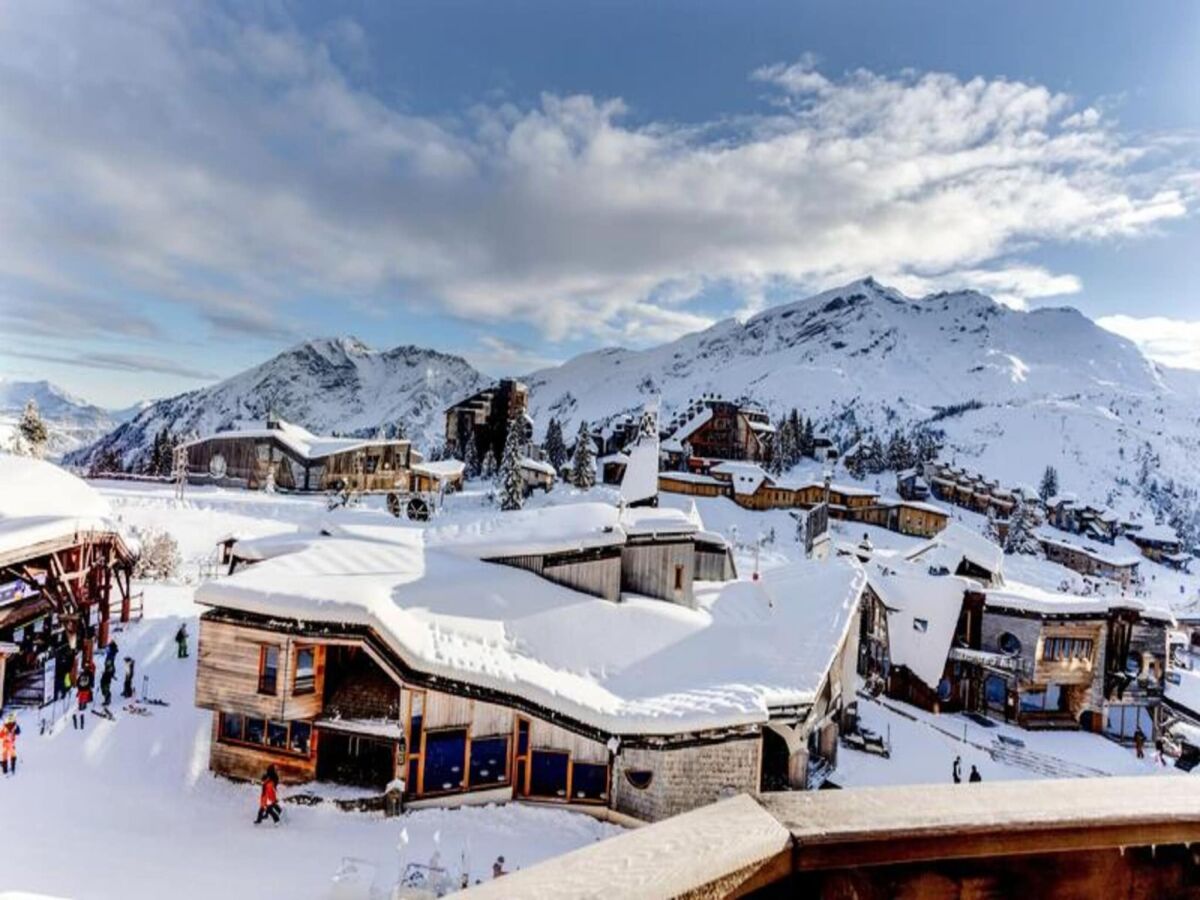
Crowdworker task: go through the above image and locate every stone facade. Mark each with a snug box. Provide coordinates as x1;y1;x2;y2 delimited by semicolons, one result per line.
611;735;761;822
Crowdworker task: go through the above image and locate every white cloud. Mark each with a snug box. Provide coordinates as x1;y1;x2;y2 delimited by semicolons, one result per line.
1096;315;1200;370
0;3;1195;350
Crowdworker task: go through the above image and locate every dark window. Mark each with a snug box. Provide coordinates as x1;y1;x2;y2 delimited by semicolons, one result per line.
407;757;420;796
998;632;1021;656
674;565;684;592
267;721;289;749
244;718;266;745
423;729;467;793
408;692;424;748
623;769;653;790
528;751;569;799
258;646;279;695
363;456;379;474
571;763;608;802
516;719;529;756
294;647;315;694
469;736;510;786
289;722;311;755
219;712;243;742
515;759;527;795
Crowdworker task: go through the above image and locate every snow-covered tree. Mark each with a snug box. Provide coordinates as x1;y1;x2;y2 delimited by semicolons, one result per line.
1004;500;1041;555
131;526;181;581
984;507;1002;545
885;430;914;472
571;420;596;489
776;416;797;472
543;418;568;473
463;432;480;478
1039;465;1059;501
17;399;48;458
498;422;525;511
481;448;497;480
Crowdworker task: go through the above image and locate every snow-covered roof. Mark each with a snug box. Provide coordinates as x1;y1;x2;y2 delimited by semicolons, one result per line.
1128;523;1181;545
1035;529;1142;568
876;497;949;516
597;452;630;465
411;459;466;478
181;419;409;462
906;523;1004;580
659;471;724;487
983;581;1123;617
519;458;557;477
196;515;867;736
710;461;769;497
1166;668;1200;720
666;406;713;444
0;454;125;560
868;561;968;688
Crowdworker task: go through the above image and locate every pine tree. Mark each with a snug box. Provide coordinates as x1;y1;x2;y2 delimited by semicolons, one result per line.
390;420;407;441
801;417;815;458
17;399;48;458
1004;500;1041;555
984;507;1002;545
1039;465;1059;502
863;434;886;474
571;420;596;489
498;422;526;511
786;409;802;466
544;418;568;473
463;432;480;478
481;448;497;480
885;430;913;472
776;417;797;473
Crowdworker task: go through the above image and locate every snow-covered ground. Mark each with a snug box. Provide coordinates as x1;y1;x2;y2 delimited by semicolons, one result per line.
0;483;620;900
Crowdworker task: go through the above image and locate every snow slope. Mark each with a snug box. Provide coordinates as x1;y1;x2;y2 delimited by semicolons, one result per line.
67;337;487;470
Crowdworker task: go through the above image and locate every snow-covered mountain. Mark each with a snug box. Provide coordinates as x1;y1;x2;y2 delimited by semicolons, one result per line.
0;379;120;458
67;337;488;470
525;277;1200;510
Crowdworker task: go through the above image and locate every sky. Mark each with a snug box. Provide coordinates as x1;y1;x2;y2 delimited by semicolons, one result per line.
1;0;1198;407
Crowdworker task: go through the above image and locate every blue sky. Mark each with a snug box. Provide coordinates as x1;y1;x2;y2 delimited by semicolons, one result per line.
1;0;1198;406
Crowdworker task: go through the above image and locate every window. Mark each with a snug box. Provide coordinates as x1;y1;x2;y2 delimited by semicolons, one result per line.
469;736;510;786
912;618;928;633
528;751;569;799
293;647;315;695
217;713;313;757
423;729;467;793
408;691;424;748
571;762;608;802
363;456;379;474
674;565;684;592
998;632;1022;656
1043;637;1093;663
258;645;279;695
623;769;654;790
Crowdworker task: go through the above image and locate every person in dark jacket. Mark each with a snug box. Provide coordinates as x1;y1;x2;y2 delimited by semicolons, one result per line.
73;664;94;730
105;640;119;666
968;765;982;783
255;766;282;824
1134;726;1146;759
100;657;116;707
952;755;962;784
121;657;135;699
175;624;189;659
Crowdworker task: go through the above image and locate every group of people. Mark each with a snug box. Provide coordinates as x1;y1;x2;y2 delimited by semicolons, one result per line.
69;640;138;728
951;755;983;784
1133;726;1167;765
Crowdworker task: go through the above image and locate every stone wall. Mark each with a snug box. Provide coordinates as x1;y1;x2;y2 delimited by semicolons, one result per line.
611;735;761;822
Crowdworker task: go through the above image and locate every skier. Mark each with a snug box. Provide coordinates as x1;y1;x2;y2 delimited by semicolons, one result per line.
175;623;189;659
492;856;507;879
121;657;135;699
100;656;116;708
1134;726;1146;759
254;765;281;825
968;765;982;783
74;663;94;730
952;755;962;784
105;639;119;666
1;713;19;775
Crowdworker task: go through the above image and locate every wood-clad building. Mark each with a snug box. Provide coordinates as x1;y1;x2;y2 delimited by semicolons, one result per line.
182;417;420;494
194;504;863;821
660;396;775;465
444;379;530;464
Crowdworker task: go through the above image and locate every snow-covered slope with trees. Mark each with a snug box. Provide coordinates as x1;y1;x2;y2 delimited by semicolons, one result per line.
0;378;120;457
68;338;488;470
525;278;1200;519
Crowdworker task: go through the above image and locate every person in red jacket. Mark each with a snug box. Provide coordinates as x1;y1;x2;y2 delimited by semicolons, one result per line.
1;713;19;775
254;765;281;824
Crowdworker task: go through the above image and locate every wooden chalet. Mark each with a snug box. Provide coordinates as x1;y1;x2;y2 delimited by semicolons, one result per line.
660;396;774;466
1127;524;1191;570
0;457;137;708
518;457;556;494
409;460;466;495
182;417;420;494
444;378;529;464
194;503;865;821
1037;531;1141;588
925;463;1017;519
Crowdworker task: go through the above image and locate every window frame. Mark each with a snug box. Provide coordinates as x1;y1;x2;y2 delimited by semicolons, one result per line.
257;644;280;696
216;712;314;759
293;645;316;695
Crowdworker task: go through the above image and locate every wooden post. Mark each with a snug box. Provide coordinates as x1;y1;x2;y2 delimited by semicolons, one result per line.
120;567;131;623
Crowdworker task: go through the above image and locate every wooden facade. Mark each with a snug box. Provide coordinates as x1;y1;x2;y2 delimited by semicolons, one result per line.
444;379;529;464
184;422;418;494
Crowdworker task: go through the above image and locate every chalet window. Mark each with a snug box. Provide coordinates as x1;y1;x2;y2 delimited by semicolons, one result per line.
266;722;289;749
674;565;684;592
217;713;313;757
623;769;653;790
423;729;467;793
468;736;510;786
293;647;315;695
998;632;1021;656
244;717;266;745
219;711;243;742
528;751;569;799
363;456;379;474
289;722;312;755
408;692;424;748
571;762;608;802
258;645;280;695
